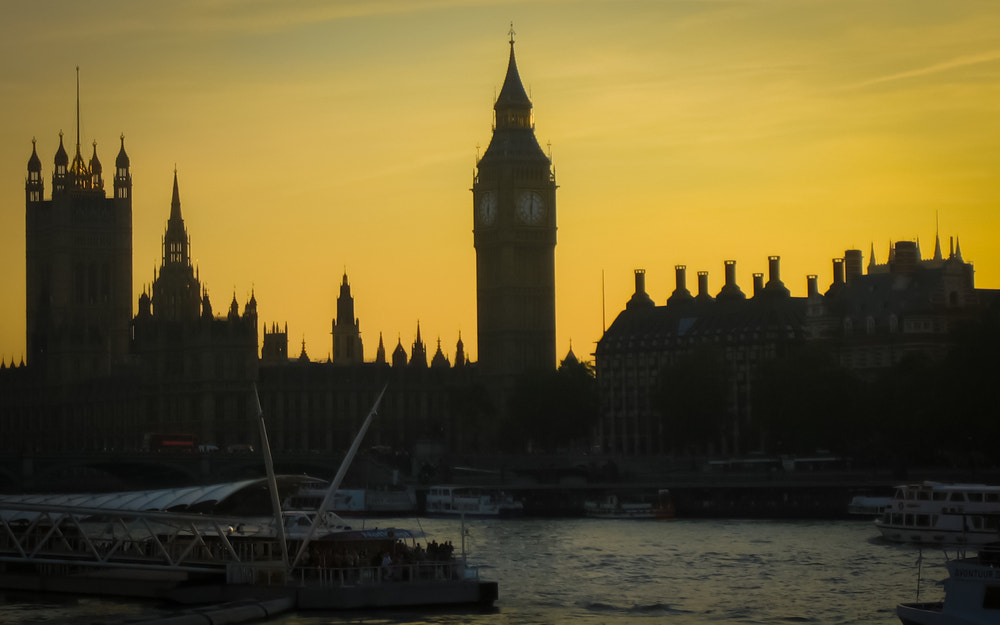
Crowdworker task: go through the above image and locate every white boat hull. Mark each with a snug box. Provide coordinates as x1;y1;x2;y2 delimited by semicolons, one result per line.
876;481;1000;546
896;553;1000;625
877;525;1000;546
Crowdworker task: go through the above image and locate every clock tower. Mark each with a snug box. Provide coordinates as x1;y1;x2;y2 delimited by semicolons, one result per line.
473;33;557;388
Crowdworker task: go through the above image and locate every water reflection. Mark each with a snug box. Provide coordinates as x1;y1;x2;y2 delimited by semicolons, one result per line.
0;518;940;625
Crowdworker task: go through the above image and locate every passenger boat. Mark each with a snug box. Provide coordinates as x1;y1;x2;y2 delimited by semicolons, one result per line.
876;481;1000;545
284;481;418;517
896;543;1000;625
848;494;892;517
0;386;498;611
584;489;675;520
425;485;524;518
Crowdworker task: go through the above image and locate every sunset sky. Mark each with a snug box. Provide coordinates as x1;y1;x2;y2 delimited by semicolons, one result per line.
1;1;998;366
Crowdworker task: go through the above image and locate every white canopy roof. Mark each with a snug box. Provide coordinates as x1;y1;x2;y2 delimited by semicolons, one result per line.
0;475;319;521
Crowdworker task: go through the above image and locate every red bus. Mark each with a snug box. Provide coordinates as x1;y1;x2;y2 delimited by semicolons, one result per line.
146;433;198;452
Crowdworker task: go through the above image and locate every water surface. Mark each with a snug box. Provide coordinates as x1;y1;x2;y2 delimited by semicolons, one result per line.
0;518;945;625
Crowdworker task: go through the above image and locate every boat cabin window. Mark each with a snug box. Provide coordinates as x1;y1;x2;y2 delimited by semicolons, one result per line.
968;492;984;502
949;492;966;502
987;493;999;503
932;492;947;501
983;585;1000;610
915;514;931;528
917;490;930;501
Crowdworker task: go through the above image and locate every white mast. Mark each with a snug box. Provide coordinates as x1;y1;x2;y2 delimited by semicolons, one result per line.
290;383;388;570
253;383;289;571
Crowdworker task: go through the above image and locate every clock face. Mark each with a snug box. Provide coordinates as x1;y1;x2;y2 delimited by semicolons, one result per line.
516;190;545;224
477;191;497;225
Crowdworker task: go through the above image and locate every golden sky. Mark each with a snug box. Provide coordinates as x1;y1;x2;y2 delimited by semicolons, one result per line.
1;0;998;365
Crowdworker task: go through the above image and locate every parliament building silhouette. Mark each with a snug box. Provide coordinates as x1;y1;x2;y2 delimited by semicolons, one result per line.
2;40;996;469
2;39;557;459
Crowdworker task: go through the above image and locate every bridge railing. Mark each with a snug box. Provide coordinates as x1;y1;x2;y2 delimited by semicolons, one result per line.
0;502;268;574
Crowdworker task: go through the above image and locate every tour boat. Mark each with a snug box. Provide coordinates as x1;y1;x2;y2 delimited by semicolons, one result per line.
848;494;892;517
876;482;1000;545
284;481;418;517
896;543;1000;625
584;489;675;520
0;387;498;611
425;485;524;518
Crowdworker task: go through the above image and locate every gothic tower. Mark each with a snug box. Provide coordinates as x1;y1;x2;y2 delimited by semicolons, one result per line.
332;272;364;365
24;72;132;381
473;33;557;386
151;171;201;322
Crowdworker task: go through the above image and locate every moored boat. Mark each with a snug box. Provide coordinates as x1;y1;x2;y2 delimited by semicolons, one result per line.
584;489;675;520
284;481;418;518
0;386;498;611
896;543;1000;625
425;485;524;518
849;494;892;517
876;482;1000;546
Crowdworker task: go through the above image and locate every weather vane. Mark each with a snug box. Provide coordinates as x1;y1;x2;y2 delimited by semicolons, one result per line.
508;22;516;44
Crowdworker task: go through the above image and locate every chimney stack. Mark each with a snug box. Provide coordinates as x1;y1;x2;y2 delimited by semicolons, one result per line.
695;270;713;302
892;241;918;275
824;257;846;296
844;249;863;284
626;268;655;310
667;264;694;306
767;256;781;286
753;273;764;297
807;274;819;298
717;260;745;301
763;256;790;297
635;268;647;294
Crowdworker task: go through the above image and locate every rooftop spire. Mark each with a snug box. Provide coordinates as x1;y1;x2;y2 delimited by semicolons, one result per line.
170;167;182;221
76;66;81;155
494;25;532;123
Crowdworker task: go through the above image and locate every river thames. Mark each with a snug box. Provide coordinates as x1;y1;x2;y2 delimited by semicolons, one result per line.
0;517;947;625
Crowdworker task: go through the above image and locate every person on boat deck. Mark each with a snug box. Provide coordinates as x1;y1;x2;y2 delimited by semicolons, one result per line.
381;552;392;580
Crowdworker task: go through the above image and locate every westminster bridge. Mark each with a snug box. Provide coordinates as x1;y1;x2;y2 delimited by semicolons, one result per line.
0;451;994;518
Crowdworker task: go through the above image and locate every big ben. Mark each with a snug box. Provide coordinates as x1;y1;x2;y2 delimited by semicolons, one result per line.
473;33;557;387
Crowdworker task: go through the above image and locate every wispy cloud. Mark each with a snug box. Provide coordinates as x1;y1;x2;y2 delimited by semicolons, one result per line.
847;50;1000;90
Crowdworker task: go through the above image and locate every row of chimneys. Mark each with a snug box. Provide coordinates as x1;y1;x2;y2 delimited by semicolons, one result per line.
632;241;934;306
630;256;793;308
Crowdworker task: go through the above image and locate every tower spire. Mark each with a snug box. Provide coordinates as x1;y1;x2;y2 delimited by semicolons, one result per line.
76;66;81;154
69;66;90;188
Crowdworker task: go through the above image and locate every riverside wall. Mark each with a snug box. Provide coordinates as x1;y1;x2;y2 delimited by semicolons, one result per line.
419;457;1000;519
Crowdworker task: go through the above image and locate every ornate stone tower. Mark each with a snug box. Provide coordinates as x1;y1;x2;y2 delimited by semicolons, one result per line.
332;272;363;365
151;171;202;322
24;73;132;381
473;33;557;387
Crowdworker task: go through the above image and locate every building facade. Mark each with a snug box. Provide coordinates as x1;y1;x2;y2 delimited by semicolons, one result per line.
595;237;988;457
805;238;979;379
25;130;132;383
596;259;805;456
130;172;259;451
